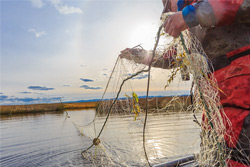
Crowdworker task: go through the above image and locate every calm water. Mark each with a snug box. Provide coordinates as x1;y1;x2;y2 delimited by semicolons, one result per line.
0;109;201;167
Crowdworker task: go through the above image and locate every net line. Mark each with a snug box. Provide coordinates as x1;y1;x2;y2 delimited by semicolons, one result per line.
69;13;238;167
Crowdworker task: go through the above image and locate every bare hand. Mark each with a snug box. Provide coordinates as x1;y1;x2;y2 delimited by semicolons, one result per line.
119;48;145;60
119;47;152;65
164;12;188;38
119;48;131;59
162;0;178;13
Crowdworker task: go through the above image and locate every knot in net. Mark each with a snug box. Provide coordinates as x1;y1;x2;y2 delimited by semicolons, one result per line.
74;15;233;167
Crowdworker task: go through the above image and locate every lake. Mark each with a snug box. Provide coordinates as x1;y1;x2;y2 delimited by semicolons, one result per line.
0;109;201;167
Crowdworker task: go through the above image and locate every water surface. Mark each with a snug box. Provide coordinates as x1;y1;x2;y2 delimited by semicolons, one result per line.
0;109;201;167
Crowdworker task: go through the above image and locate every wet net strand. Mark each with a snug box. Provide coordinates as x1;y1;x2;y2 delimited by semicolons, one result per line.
74;13;240;167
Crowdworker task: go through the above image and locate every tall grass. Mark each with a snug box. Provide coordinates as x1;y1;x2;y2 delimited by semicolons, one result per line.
0;103;64;115
0;101;99;115
0;96;190;115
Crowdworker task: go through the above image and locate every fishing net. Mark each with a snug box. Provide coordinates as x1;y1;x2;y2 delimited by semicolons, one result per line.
71;13;236;167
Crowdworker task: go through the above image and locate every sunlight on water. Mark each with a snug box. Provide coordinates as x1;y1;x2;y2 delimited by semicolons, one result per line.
0;110;201;167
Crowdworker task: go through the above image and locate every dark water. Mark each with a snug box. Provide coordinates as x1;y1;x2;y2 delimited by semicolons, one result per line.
0;109;201;167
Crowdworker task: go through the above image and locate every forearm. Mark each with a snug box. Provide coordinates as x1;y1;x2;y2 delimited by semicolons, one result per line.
119;48;188;80
151;54;175;69
119;48;174;69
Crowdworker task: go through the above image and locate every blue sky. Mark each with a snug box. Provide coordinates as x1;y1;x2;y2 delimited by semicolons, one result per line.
1;0;189;105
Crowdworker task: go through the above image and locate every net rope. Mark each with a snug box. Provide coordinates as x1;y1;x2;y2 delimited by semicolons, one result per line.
66;13;250;167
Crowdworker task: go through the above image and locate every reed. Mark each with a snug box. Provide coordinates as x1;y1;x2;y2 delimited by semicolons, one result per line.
0;103;64;115
0;96;190;115
63;101;99;110
0;101;100;115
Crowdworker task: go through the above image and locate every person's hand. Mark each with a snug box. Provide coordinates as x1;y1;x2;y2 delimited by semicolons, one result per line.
119;48;145;60
162;0;178;13
119;47;152;65
119;48;131;59
119;48;145;61
164;11;188;38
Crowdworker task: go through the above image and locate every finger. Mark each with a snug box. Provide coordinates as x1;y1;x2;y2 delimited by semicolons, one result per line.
120;48;129;54
162;0;170;13
172;30;180;38
164;18;171;34
169;27;175;37
167;18;180;38
169;26;179;38
172;24;182;38
162;0;167;6
119;51;128;58
119;53;125;58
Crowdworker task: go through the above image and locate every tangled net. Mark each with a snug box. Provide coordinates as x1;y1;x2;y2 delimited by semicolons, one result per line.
72;14;235;167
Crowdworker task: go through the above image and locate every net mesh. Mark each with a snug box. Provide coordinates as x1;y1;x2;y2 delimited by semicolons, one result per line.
68;14;247;167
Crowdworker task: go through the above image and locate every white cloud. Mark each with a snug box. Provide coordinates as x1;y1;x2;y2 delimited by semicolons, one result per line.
49;0;82;15
31;0;82;15
30;0;44;8
28;28;46;38
49;0;61;6
55;4;83;15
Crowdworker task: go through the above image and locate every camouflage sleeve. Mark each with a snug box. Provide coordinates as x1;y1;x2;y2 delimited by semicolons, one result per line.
181;0;250;28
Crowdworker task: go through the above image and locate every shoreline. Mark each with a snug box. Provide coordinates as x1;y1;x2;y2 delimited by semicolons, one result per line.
0;101;100;115
0;96;190;115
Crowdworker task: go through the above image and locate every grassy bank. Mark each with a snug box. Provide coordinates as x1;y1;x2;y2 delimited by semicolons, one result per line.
0;103;64;115
98;96;191;115
0;96;191;115
0;101;100;115
63;101;99;110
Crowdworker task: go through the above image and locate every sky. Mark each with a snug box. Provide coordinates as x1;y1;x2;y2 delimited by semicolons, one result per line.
0;0;190;105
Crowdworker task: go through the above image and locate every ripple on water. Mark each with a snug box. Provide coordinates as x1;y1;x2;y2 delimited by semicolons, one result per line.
0;109;201;167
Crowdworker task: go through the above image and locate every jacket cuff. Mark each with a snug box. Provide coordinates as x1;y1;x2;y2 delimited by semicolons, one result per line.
182;5;199;28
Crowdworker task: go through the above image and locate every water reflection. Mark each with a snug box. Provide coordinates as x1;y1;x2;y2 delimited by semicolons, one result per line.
0;109;201;167
0;109;96;167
